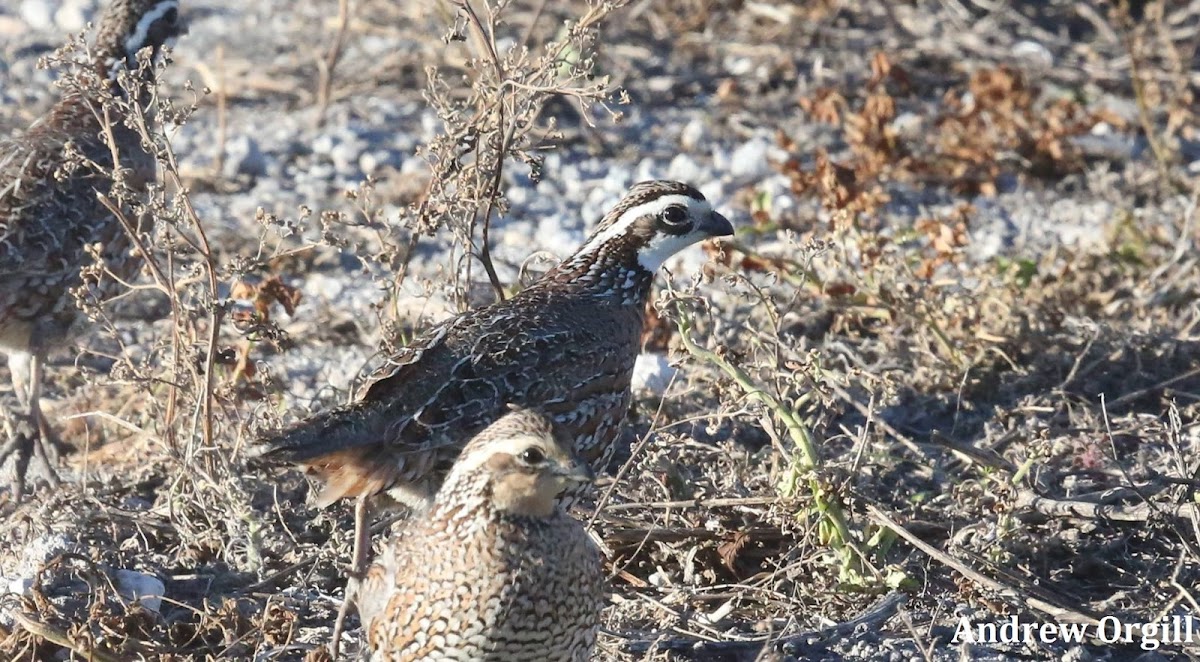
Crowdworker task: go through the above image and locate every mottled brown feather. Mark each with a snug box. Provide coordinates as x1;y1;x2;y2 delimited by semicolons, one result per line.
257;181;732;509
0;0;183;353
356;409;605;661
0;0;183;497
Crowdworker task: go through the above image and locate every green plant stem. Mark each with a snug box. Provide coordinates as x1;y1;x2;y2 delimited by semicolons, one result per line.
675;309;855;550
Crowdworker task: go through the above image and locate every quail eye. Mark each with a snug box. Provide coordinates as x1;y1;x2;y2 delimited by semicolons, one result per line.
518;447;546;465
660;205;688;226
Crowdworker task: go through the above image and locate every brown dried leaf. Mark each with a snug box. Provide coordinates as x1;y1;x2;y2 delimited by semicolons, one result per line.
259;275;303;317
868;51;891;87
824;282;857;298
798;88;844;125
717;530;752;573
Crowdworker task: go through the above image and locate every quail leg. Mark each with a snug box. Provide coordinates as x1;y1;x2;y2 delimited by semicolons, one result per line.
0;351;62;501
330;494;371;657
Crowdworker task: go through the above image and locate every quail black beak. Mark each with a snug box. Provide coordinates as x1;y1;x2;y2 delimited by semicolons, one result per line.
701;210;734;238
558;459;595;486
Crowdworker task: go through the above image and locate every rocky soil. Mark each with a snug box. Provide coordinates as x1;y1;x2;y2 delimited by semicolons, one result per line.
1;0;1200;660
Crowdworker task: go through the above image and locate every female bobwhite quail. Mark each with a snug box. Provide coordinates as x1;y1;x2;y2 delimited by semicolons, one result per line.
257;180;733;509
0;0;185;497
356;407;605;662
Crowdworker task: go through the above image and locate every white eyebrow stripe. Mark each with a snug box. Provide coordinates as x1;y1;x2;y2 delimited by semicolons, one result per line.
124;0;178;57
574;194;706;258
453;435;548;475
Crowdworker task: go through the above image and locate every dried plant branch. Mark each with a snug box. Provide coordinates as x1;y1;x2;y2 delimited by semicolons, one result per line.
315;0;353;127
11;614;124;662
358;0;630;309
867;505;1102;627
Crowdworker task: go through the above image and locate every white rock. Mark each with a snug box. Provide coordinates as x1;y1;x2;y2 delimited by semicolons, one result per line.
0;15;27;37
0;577;34;626
1012;40;1053;68
115;569;165;614
0;533;71;625
495;37;516;55
4;533;71;580
542;152;563;176
679;117;710;152
330;139;365;174
723;55;756;77
890;111;924;139
699;181;729;210
633;156;660;183
728;138;772;185
399;156;428;176
419;110;440;139
506;183;529;206
305;272;345;301
647;568;672;587
758;174;796;215
19;0;55;31
54;0;95;33
600;170;631;200
359;150;400;175
666;153;704;184
311;132;337;156
559;164;582;194
4;577;32;597
710;145;731;173
222;135;266;179
632;353;678;395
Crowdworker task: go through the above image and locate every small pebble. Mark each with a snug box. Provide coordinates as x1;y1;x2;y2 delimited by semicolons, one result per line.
632;353;678;395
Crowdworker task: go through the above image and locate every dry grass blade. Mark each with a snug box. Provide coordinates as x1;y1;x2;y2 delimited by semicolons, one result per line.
4;0;1200;659
11;613;123;662
867;505;1101;627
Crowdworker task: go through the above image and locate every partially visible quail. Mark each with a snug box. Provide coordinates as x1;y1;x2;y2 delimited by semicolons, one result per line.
356;407;605;662
257;180;734;509
0;0;185;497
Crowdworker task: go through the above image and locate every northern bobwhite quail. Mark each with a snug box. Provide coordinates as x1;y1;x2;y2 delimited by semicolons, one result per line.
257;180;733;508
356;407;605;662
0;0;185;497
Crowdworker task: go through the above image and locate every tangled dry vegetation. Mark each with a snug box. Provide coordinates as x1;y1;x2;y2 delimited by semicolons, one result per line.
2;0;1200;660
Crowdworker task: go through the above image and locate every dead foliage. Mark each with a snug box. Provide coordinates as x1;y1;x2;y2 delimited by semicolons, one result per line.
3;1;1200;661
793;53;1129;201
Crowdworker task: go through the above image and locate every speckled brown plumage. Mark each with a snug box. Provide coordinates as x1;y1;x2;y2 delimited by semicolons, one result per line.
356;407;605;662
0;0;184;497
257;180;733;508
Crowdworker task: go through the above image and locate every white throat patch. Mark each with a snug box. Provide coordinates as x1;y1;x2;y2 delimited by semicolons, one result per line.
124;0;178;58
637;231;708;271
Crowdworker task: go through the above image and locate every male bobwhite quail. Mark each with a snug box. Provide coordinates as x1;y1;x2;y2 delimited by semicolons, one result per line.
356;407;605;662
0;0;185;497
257;180;733;509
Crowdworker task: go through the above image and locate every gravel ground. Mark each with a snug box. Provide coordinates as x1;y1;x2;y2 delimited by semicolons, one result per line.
2;0;1200;660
